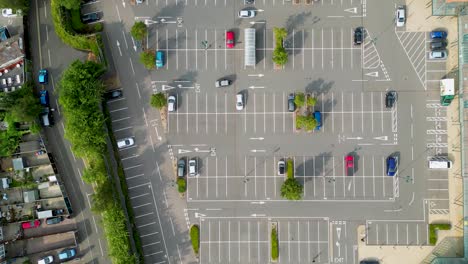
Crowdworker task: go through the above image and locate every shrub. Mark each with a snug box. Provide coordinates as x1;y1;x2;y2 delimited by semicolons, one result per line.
280;178;303;200
287;159;294;179
271;227;279;260
70;9;85;32
294;92;305;108
304;116;318;131
306;96;317;107
150;93;167;109
140;50;155;69
177;178;186;193
272;47;288;66
429;223;451;245
94;23;103;32
131;22;147;41
190;225;200;254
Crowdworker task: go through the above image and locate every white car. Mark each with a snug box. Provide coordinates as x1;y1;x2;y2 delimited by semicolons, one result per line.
236;94;244;110
117;137;135;149
215;79;231;88
167;95;176;112
189;159;197;176
1;9;15;18
396;6;405;27
277;160;285;176
429;50;447;60
238;10;256;18
38;256;54;264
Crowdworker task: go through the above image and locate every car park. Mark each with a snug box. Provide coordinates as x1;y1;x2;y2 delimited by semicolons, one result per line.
385;91;397;108
46;216;63;225
345;155;354;176
431;30;447;39
104;89;123;100
354;27;363;45
167;95;176;112
58;248;77;261
236;93;244;110
81;12;100;24
396;6;405;27
215;79;232;88
314;111;322;130
22;220;40;229
38;69;48;84
430;39;447;50
38;256;54;264
238;10;256;18
226;31;235;48
277;160;285;176
288;93;296;112
189;159;197;176
386;156;398;176
429;50;447;60
177;158;186;177
156;51;164;68
39;90;50;107
117;137;135;149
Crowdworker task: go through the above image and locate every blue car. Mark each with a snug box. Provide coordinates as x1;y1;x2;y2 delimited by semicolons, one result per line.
39;90;49;106
430;31;447;39
38;69;48;84
314;111;322;130
156;51;164;68
386;156;398;176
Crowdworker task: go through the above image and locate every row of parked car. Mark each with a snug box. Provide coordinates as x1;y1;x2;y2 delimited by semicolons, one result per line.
38;248;77;264
429;30;448;60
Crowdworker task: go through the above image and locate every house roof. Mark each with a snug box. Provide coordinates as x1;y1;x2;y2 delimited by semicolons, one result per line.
12;158;24;171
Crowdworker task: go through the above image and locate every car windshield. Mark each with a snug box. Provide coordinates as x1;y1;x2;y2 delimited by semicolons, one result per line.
237;102;242;106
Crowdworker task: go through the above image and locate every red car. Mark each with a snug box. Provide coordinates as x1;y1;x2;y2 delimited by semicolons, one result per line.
22;220;40;229
345;155;354;176
226;31;235;48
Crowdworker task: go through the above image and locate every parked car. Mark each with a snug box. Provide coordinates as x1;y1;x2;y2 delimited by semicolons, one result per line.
244;0;255;4
0;27;10;41
396;6;405;27
156;51;164;68
314;111;322;130
277;160;285;176
215;79;232;88
386;155;398;176
226;31;235;48
238;10;256;18
288;93;295;112
46;216;63;225
38;69;48;84
429;50;447;60
117;137;135;149
167;95;176;112
236;93;244;110
430;39;447;50
430;31;447;39
345;155;354;176
58;248;77;261
177;158;186;177
39;90;50;107
354;27;363;45
189;159;197;177
81;12;100;24
38;256;54;264
385;91;397;108
104;89;123;100
22;220;40;229
1;9;16;17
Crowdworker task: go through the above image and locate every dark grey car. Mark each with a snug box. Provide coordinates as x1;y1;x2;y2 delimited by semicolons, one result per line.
288;93;295;112
46;216;63;225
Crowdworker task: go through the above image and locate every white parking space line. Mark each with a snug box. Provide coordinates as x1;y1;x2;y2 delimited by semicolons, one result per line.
133;202;151;209
176;30;178;70
186;94;189;133
196;93;198;133
321;29;324;69
361;92;364;132
254;93;257;133
312;29;314;68
351;92;354;132
166;29;169;70
135;212;153;218
206;93;208;133
186;28;188;70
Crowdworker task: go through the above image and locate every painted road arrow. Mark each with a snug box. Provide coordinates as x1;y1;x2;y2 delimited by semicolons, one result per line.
116;41;122;56
178;149;192;154
249;137;264;140
250;21;266;24
365;71;379;77
249;86;265;89
346;137;363;140
195;212;206;218
250;149;266;153
162;85;175;91
373;136;388;141
337;227;341;240
251;214;266;217
248;74;264;77
344;7;357;13
251;201;265;204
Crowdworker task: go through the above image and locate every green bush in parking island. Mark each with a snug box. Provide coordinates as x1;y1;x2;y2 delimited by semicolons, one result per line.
150;92;167;109
306;96;317;107
287;159;294;179
140;50;155;69
429;223;451;245
58;0;81;10
190;225;200;255
294;92;305;108
272;47;288;66
177;178;186;193
271;227;279;261
280;178;303;200
131;21;148;42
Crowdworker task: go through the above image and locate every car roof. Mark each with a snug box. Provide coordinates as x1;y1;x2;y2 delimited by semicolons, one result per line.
226;31;234;37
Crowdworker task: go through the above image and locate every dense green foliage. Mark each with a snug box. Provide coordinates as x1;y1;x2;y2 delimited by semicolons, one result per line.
306;96;317;107
296;115;317;131
280;178;303;200
150;93;167;109
131;22;147;41
271;227;278;260
0;115;22;157
294;92;305;108
287;159;294;179
190;225;200;254
59;0;81;10
273;27;288;66
140;51;155;69
177;178;186;193
0;0;29;12
429;223;451;245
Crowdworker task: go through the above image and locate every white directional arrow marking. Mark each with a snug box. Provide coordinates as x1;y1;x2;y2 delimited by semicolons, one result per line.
365;71;379;77
195;212;206;218
178;149;192;154
336;242;341;256
337;227;341;240
178;85;195;89
131;37;137;52
116;41;122;56
249;137;265;140
250;21;266;24
162;85;175;91
373;136;388;141
251;201;265;204
344;7;357;13
248;74;264;77
249;86;265;89
346;137;363;140
250;149;266;153
251;214;266;217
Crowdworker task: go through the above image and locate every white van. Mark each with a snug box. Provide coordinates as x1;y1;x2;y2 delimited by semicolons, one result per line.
428;158;452;169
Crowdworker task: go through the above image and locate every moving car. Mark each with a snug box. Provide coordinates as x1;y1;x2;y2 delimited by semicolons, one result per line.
104;89;123;100
396;6;405;27
81;12;100;24
117;137;135;149
236;93;244;110
385;91;397;108
314;111;322;130
277;160;285;176
177;158;186;177
215;79;232;88
38;69;48;84
156;51;164;68
58;248;77;261
386;155;398;176
430;31;447;39
189;159;197;177
345;155;354;176
38;256;54;264
288;93;296;112
226;31;235;49
354;27;363;45
430;39;447;50
429;50;447;60
40;90;50;106
22;220;40;229
46;216;63;225
238;10;256;18
167;95;176;112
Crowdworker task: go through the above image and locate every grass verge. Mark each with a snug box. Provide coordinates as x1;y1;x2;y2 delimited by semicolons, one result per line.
429;223;451;245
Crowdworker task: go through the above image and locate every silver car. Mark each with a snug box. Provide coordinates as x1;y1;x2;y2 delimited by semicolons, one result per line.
238;10;256;18
117;137;135;149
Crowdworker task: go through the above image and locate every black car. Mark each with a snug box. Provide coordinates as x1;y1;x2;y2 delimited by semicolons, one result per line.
104;89;123;100
385;91;397;108
354;27;364;45
430;39;447;50
81;12;100;24
288;93;296;112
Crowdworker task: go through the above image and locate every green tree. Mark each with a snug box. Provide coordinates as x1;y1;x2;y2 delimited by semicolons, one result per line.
273;27;287;44
273;47;288;66
150;93;167;109
190;225;200;254
140;50;155;69
0;0;29;11
296;115;306;129
0;83;42;122
131;21;147;41
304;116;318;131
306;96;317;107
294;92;305;108
280;178;303;200
59;0;81;10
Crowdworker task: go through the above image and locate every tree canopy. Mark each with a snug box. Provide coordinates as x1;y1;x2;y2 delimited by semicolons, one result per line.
150;93;166;109
280;178;303;200
0;0;29;11
59;0;81;10
140;50;155;69
131;22;147;41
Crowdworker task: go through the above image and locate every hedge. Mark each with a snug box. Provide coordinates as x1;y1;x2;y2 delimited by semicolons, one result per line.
429;223;451;245
177;178;186;193
190;225;200;254
287;159;294;179
271;227;279;260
